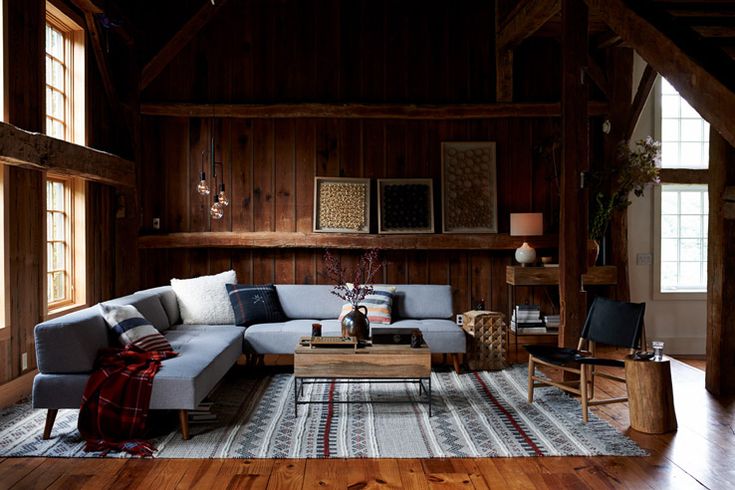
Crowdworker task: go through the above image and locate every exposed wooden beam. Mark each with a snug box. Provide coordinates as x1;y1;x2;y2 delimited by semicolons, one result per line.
140;0;229;90
137;231;560;251
706;129;735;396
69;0;136;45
559;0;589;349
585;55;610;98
0;122;135;187
497;0;561;50
625;64;657;141
585;0;735;150
140;101;610;119
83;12;119;116
659;168;709;184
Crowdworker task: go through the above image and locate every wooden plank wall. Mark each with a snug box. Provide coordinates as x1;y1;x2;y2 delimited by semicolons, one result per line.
137;0;566;316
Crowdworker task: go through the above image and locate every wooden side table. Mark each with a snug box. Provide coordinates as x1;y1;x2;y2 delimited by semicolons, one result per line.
624;357;678;434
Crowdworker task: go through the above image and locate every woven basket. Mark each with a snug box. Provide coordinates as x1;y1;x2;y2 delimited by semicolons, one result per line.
462;310;507;371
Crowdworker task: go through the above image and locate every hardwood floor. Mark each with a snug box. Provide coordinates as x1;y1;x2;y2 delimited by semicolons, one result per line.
1;354;733;489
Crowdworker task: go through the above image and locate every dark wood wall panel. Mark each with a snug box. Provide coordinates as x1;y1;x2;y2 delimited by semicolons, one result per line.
139;116;560;315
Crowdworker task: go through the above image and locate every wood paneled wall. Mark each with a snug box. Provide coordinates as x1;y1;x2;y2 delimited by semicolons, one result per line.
138;0;567;316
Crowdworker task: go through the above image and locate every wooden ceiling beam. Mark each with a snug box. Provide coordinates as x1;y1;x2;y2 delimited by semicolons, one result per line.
0;122;135;188
585;55;610;98
140;0;229;91
497;0;561;50
140;101;610;119
69;0;135;45
585;0;735;150
625;63;657;141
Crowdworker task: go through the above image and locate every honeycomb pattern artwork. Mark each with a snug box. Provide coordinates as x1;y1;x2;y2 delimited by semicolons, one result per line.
314;179;370;232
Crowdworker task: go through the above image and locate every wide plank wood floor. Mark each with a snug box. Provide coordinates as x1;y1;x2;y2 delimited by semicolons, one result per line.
1;353;733;489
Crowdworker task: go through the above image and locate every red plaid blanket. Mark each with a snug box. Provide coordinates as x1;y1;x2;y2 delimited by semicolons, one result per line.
78;346;177;456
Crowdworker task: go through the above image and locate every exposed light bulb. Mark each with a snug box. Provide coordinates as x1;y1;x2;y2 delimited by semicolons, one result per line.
210;196;224;220
218;184;229;207
196;172;210;195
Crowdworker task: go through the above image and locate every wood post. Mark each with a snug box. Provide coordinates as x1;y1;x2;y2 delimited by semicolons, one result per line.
706;129;735;396
559;0;590;348
43;409;58;440
179;410;190;440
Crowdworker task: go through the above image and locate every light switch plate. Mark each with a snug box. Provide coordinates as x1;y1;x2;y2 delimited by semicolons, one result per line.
21;352;28;371
636;253;653;266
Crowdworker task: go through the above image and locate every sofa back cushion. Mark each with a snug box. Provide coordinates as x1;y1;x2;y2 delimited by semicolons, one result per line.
392;285;453;319
275;285;344;319
135;286;180;326
171;270;238;324
35;306;110;373
226;284;287;327
104;293;171;332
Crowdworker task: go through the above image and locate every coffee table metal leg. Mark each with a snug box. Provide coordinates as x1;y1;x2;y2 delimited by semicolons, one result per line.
428;377;432;417
294;377;298;417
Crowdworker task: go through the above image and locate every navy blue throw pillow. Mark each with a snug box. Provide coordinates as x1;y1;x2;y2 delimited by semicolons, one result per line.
226;284;287;327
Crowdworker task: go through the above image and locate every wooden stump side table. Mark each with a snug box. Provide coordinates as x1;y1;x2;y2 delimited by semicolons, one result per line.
624;357;678;434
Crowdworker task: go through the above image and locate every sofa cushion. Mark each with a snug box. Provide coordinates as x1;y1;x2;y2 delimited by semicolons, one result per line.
392;285;453;319
226;284;287;327
171;270;237;325
104;293;170;332
99;303;173;352
33;325;245;410
274;285;344;319
244;319;341;354
135;286;180;327
339;285;395;326
35;306;110;374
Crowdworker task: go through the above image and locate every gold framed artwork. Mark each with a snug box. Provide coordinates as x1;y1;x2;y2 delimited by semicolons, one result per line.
441;142;498;233
313;177;371;233
377;179;434;234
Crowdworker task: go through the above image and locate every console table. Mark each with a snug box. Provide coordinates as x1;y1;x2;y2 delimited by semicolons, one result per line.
506;265;618;355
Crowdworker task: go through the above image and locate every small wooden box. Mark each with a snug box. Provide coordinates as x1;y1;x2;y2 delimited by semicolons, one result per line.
462;310;506;371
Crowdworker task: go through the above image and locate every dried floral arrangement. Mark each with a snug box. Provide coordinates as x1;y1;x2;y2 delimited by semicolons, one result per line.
589;136;661;241
323;249;384;307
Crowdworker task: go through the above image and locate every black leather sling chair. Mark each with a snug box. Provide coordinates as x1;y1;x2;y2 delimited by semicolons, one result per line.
525;297;646;423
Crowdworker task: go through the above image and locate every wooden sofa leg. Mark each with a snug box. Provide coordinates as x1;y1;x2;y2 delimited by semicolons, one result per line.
43;409;58;440
451;354;462;374
179;410;190;440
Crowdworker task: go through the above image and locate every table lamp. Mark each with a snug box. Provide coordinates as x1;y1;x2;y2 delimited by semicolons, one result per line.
510;213;543;266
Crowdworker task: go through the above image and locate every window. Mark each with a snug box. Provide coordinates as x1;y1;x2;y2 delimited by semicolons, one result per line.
654;77;709;297
45;3;84;144
46;176;85;314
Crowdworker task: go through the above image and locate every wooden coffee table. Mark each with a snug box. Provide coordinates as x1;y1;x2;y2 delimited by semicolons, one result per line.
293;337;433;416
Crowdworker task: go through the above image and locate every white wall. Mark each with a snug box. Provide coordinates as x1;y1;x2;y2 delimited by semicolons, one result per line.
626;55;707;355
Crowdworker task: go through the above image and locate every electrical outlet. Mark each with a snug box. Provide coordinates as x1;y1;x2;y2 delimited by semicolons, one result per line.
456;314;464;326
636;253;653;266
21;352;28;371
152;218;161;230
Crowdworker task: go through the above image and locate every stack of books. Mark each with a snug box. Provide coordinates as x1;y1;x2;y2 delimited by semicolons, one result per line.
188;401;216;424
544;314;561;332
511;305;546;334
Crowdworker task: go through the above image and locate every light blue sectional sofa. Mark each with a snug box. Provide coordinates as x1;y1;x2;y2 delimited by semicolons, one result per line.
33;283;464;440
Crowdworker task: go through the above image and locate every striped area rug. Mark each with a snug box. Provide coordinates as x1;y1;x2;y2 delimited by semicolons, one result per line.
0;366;645;458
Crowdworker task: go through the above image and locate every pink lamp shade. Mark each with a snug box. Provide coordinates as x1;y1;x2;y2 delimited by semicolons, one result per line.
509;213;543;266
510;213;543;236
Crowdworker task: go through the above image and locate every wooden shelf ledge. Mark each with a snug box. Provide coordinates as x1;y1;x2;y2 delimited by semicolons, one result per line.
138;231;560;251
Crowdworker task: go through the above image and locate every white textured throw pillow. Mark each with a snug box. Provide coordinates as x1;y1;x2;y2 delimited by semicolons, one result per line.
171;270;237;324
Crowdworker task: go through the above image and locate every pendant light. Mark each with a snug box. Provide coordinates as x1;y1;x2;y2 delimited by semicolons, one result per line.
196;150;210;195
208;121;224;220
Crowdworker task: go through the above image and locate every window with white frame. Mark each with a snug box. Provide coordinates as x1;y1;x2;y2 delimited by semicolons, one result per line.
655;77;709;296
45;2;84;144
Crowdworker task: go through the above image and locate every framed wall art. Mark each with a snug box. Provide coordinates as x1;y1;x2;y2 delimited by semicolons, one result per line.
441;142;497;233
313;177;371;233
377;179;434;234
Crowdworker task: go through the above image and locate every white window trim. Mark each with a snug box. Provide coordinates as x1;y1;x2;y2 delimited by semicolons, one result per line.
652;185;707;301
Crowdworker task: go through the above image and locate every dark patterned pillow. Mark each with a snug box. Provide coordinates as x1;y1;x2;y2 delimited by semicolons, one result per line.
226;284;287;327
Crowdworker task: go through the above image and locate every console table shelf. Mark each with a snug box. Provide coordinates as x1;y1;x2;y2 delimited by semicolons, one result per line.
138;231;559;251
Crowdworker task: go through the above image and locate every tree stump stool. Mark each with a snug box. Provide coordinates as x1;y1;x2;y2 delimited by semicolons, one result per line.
624;357;678;434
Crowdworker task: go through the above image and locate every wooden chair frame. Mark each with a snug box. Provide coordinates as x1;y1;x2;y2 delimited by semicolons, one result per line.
527;328;646;423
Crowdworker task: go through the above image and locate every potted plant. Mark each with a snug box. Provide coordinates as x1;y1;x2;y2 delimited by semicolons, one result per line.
588;136;661;265
323;248;384;340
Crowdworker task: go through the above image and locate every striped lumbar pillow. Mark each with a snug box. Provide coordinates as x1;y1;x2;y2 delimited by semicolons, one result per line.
339;285;396;326
100;303;173;352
